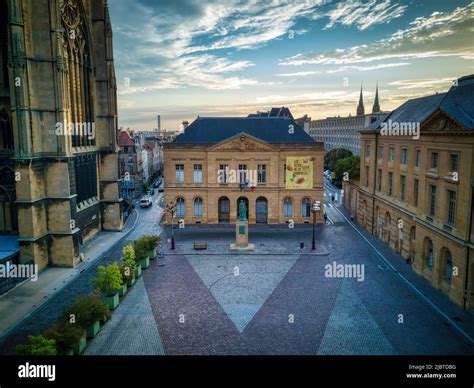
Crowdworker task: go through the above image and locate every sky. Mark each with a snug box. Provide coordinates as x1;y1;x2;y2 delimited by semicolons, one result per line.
108;0;474;132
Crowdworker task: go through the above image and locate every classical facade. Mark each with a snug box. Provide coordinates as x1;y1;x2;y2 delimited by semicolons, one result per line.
308;85;389;155
353;74;474;309
0;0;123;271
163;117;324;225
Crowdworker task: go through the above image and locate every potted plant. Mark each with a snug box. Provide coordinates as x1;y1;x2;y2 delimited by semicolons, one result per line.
93;264;123;310
64;293;110;339
143;235;160;259
16;335;57;355
45;321;86;356
122;244;137;287
134;238;150;270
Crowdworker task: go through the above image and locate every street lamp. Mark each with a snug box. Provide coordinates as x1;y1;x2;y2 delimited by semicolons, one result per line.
165;201;176;250
311;200;321;250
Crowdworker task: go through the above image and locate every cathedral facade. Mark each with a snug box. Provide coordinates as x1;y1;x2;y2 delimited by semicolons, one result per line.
0;0;123;270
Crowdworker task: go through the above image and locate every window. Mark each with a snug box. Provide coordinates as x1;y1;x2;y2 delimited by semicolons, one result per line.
415;149;421;167
444;250;453;282
194;197;202;217
378;145;383;160
388;172;393;196
176;197;185;217
377;169;382;191
447;190;456;225
430;152;439;169
283;198;293;217
301;198;311;217
238;164;247;183
401;148;408;165
400;175;406;201
449;154;458;173
414;179;419;207
258;164;266;184
389;146;394;162
283;163;286;183
429;185;437;216
365;143;371;157
365;166;369;187
219;164;228;183
175;164;184;183
193;164;202;183
426;239;433;270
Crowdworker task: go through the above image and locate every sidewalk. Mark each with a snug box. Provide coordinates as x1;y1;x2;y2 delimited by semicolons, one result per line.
0;210;139;340
335;203;474;344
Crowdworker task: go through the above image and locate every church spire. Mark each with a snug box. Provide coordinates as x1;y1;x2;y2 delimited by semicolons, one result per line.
357;83;365;116
372;82;380;113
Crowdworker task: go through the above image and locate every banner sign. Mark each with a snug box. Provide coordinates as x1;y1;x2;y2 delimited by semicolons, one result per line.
285;157;313;189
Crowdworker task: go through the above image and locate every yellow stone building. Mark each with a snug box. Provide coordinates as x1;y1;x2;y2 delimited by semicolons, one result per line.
0;0;123;270
163;117;324;225
353;75;474;309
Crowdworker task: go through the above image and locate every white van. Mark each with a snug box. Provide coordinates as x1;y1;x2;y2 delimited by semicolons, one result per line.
140;197;152;208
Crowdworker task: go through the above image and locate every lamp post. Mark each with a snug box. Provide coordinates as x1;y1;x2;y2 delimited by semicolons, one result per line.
311;200;321;250
165;202;176;250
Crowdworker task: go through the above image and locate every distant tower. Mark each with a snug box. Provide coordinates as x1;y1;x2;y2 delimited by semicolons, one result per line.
372;83;380;113
357;84;365;116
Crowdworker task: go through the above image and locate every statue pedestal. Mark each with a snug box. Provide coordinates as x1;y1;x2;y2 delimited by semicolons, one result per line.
229;220;255;252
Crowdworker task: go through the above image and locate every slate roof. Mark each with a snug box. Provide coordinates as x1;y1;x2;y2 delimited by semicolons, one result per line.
368;74;474;131
172;117;315;144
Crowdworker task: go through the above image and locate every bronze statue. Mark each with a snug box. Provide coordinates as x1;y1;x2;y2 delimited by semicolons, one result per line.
238;200;247;221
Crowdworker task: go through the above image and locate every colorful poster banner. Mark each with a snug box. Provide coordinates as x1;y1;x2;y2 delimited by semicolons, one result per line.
285;157;313;189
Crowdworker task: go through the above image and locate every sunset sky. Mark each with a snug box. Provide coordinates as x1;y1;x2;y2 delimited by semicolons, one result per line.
108;0;474;131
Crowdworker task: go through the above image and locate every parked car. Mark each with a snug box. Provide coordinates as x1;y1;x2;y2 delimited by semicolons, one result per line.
140;197;153;208
147;188;154;196
155;178;162;188
158;183;164;193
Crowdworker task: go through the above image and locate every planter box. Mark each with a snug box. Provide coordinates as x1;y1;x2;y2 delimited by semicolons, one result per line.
73;335;87;355
134;265;142;278
104;293;120;310
127;277;136;287
119;283;127;297
139;257;150;269
147;248;157;260
86;321;101;338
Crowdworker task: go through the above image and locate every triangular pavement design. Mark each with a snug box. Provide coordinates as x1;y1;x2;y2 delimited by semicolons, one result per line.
221;304;261;333
187;256;298;333
317;280;396;355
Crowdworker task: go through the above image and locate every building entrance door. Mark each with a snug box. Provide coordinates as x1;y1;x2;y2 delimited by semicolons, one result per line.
256;197;268;223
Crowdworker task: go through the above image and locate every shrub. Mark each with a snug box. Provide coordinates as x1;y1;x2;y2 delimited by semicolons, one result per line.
142;235;160;251
44;321;85;355
16;335;57;356
122;244;137;274
64;292;110;328
133;238;148;262
93;264;123;296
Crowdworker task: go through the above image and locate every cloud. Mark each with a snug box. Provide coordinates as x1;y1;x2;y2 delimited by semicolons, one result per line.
388;78;456;89
326;62;411;73
280;2;474;66
325;0;407;31
275;71;321;77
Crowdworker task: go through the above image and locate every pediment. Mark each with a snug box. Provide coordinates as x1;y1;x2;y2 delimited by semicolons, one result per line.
422;109;468;132
208;133;277;152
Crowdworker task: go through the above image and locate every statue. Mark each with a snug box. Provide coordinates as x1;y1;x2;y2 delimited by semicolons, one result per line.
238;200;247;221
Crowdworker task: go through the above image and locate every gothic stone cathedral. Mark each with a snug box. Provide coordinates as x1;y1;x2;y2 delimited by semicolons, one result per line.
0;0;123;270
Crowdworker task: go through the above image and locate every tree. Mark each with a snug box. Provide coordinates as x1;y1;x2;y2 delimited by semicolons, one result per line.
324;148;353;171
334;155;360;181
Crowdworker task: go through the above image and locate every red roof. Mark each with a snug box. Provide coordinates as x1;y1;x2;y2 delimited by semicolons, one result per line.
118;130;135;146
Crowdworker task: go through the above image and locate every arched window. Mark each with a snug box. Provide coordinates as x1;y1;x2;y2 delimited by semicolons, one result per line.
194;197;202;217
283;198;292;217
176;197;185;217
425;239;433;270
443;250;453;282
301;198;311;217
